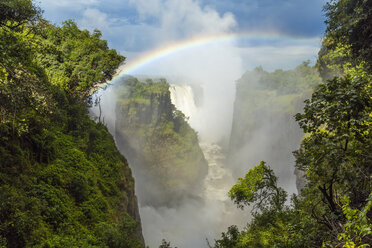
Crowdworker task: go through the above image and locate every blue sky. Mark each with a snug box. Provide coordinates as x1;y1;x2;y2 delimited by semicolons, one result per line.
201;0;326;36
38;0;327;71
46;3;327;245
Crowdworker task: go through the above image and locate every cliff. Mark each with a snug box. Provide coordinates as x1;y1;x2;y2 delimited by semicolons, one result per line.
114;77;208;207
228;63;321;193
0;6;144;247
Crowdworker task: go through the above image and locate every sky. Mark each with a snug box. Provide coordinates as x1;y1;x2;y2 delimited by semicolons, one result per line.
37;0;327;72
51;1;329;246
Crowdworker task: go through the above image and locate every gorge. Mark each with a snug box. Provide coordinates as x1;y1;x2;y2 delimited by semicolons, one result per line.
90;63;321;247
2;0;371;247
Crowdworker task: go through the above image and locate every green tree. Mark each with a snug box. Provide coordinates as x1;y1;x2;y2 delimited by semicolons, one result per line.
0;1;144;247
34;20;125;98
214;164;324;248
229;161;287;213
317;0;372;79
0;0;41;29
331;193;372;247
324;0;372;69
216;0;372;246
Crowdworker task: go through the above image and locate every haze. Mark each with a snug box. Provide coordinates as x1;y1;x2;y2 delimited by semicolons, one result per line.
40;0;327;247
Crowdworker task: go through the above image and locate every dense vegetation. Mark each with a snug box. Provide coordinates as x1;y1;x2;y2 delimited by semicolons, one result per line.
114;77;208;207
0;1;143;247
216;0;372;247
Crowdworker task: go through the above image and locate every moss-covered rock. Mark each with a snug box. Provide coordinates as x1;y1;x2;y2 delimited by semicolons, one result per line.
114;77;208;207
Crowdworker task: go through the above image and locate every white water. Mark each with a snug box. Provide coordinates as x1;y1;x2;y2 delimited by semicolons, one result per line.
169;84;197;121
169;84;239;205
141;84;247;247
200;143;234;202
169;84;240;204
90;83;246;247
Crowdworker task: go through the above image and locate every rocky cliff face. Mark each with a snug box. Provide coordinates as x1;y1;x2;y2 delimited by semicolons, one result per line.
228;65;321;194
114;77;208;207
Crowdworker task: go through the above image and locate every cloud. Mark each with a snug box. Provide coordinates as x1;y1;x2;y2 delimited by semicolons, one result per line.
203;0;327;36
40;0;237;52
130;0;237;32
79;8;109;31
37;0;100;25
128;0;162;18
38;0;325;53
39;0;99;8
126;0;237;49
41;1;325;247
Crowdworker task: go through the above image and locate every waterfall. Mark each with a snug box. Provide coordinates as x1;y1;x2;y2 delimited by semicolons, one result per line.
167;85;247;247
169;85;197;120
169;85;236;202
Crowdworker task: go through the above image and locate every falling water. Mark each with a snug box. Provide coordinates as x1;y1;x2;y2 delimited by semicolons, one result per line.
168;84;239;203
167;85;247;246
91;83;247;247
169;85;197;120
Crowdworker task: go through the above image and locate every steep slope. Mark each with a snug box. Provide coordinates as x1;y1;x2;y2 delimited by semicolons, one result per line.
114;77;208;207
0;2;144;247
228;63;322;193
0;109;144;247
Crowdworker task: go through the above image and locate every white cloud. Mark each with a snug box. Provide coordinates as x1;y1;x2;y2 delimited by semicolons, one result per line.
40;1;323;247
38;0;99;11
79;8;109;32
127;0;237;47
128;0;162;18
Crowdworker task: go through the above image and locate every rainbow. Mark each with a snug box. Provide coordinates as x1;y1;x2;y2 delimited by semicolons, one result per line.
111;31;320;81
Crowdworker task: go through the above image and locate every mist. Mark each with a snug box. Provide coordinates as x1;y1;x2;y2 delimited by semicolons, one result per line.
88;0;320;247
90;46;309;247
90;39;248;247
130;41;243;144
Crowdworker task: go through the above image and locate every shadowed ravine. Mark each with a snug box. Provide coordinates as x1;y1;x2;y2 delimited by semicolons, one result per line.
4;0;371;246
147;85;248;248
139;85;247;247
139;141;247;247
89;78;304;247
90;81;247;247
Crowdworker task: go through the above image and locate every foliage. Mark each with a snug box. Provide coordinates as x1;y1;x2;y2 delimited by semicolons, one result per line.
213;226;240;248
332;193;372;247
158;239;177;248
323;0;372;69
238;61;322;94
0;0;41;29
295;75;372;207
215;172;325;247
229;162;287;212
34;20;125;97
215;0;372;247
229;61;321;179
0;1;143;247
0;18;53;137
317;0;372;79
